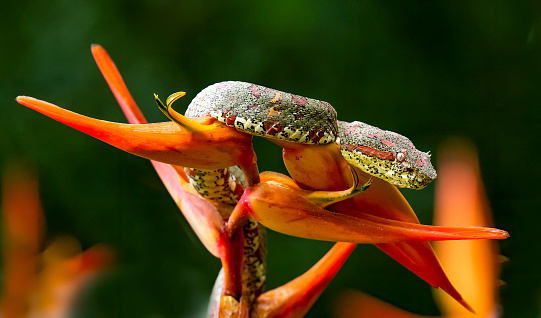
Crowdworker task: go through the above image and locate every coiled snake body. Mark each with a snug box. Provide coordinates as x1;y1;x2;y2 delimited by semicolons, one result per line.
185;81;338;145
183;81;436;191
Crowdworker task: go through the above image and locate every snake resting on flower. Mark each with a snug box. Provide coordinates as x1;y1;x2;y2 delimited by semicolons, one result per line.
158;81;437;191
155;81;437;308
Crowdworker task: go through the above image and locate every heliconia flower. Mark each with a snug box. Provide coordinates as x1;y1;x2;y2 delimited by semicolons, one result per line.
217;166;506;316
332;139;504;318
16;45;509;317
0;164;114;318
88;45;508;316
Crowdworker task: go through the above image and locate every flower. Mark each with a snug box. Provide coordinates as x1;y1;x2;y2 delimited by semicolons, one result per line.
16;45;509;316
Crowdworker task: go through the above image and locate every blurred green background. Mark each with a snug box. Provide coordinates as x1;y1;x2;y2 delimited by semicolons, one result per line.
1;1;540;317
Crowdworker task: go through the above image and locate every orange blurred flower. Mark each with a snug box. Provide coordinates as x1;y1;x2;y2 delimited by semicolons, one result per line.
0;164;114;318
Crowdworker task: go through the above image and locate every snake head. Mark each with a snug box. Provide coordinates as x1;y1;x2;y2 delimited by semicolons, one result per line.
337;121;437;189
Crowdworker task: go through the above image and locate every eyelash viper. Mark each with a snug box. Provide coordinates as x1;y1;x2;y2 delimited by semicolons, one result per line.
181;81;437;190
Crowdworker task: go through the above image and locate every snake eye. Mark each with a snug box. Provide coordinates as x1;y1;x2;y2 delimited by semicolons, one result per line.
396;151;406;162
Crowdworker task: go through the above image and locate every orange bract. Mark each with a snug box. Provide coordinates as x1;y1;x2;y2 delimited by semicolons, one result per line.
16;96;255;170
241;172;507;244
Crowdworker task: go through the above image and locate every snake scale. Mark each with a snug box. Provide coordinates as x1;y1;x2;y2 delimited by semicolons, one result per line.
160;81;437;312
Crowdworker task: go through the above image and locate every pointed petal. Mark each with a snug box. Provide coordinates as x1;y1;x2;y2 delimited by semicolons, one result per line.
16;96;254;169
246;173;508;244
432;140;502;317
252;243;356;318
374;242;473;312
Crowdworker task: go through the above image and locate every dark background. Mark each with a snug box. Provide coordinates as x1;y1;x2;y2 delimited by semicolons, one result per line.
1;1;540;317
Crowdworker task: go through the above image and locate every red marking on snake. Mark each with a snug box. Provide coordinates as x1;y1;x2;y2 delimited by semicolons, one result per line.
321;101;334;113
186;169;198;177
344;126;359;136
416;159;423;167
248;84;262;98
381;139;396;147
266;123;283;135
422;159;428;165
264;120;274;133
217;82;228;90
346;145;396;161
310;130;323;143
292;95;307;106
226;114;236;125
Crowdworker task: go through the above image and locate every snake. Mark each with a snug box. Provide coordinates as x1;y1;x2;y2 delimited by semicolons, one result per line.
157;81;436;310
181;81;436;190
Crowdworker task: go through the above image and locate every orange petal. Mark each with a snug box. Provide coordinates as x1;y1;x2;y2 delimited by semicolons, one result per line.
432;140;502;317
16;96;255;170
252;242;356;318
245;172;508;244
162;163;226;258
91;44;147;124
